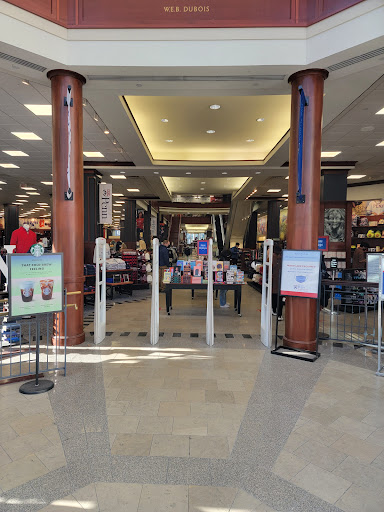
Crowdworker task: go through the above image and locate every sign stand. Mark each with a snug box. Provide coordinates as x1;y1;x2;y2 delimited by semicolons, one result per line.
19;315;54;394
206;238;214;346
271;249;322;362
261;239;273;348
94;238;107;345
150;238;159;345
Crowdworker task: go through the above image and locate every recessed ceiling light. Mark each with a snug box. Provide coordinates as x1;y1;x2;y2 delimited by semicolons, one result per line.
16;195;28;198
165;139;173;143
257;118;264;122
83;152;104;158
282;194;289;197
246;139;255;143
376;140;384;146
26;192;40;195
284;199;288;202
321;151;341;157
210;105;221;110
186;172;191;175
41;181;53;185
161;119;169;123
103;127;110;134
37;203;49;205
110;175;126;179
3;151;29;157
285;176;289;180
101;182;106;184
347;175;366;180
222;172;227;175
154;171;159;174
93;113;99;122
0;163;19;168
255;171;261;174
201;181;206;184
127;188;140;192
112;139;117;145
24;105;52;116
21;186;36;190
22;79;30;85
200;188;205;190
17;199;28;202
361;126;375;132
12;132;42;140
112;193;124;197
206;130;215;134
267;189;281;193
376;107;384;115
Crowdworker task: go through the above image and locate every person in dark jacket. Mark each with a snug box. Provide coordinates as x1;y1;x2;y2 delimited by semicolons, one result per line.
159;240;170;291
219;249;232;308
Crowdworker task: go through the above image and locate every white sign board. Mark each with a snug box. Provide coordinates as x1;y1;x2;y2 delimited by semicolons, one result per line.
151;216;157;237
99;184;112;225
280;250;321;299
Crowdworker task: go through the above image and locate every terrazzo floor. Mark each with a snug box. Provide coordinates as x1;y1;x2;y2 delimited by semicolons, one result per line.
0;285;383;511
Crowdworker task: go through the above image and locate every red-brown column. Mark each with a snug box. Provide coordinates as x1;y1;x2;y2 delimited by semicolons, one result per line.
284;69;328;352
47;69;86;346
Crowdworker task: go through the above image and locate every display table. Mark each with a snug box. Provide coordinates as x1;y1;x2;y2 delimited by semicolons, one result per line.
164;283;243;316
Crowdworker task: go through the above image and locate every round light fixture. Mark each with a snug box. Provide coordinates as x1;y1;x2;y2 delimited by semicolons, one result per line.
113;139;117;145
210;105;221;110
206;130;216;134
104;128;110;135
222;172;227;175
200;188;204;190
186;172;191;175
161;119;169;123
165;139;173;143
93;113;99;122
246;139;255;142
256;118;264;122
82;99;87;107
201;181;206;184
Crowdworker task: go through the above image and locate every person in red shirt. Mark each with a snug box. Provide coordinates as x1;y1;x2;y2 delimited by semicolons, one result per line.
10;223;37;253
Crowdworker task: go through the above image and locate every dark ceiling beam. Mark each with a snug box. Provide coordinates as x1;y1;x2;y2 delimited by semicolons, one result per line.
158;201;230;209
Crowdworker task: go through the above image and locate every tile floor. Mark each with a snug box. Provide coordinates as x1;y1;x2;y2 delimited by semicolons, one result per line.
0;284;384;512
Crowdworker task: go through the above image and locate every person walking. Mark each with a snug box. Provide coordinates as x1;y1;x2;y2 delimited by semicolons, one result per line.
219;249;232;308
159;239;170;292
230;242;240;264
352;242;369;269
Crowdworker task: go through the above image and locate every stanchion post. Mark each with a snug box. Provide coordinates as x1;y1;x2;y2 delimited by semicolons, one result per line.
151;238;159;345
206;238;214;346
377;255;384;376
261;239;274;348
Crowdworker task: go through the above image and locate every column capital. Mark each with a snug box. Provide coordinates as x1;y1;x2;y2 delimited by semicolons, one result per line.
47;69;86;85
288;68;329;84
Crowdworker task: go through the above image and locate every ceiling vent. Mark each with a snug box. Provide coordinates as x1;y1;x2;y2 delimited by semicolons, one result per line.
88;75;285;82
328;47;384;71
0;52;47;72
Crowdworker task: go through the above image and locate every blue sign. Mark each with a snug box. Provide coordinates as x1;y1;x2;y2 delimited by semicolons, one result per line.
318;236;329;251
197;240;208;256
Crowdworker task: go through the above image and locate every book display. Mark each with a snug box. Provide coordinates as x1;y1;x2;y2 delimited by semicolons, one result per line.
162;260;245;285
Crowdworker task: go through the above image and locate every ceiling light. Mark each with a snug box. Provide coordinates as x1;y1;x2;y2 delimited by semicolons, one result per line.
165;139;173;143
257;118;264;122
222;172;227;175
112;193;124;197
24;105;52;116
284;199;288;202
101;182;106;184
206;130;215;134
246;139;255;143
201;182;206;184
282;194;288;197
82;99;87;107
255;171;261;174
26;192;40;195
0;163;19;168
93;113;99;122
22;79;30;85
17;199;28;202
16;195;28;198
376;107;384;115
41;181;53;185
321;151;341;157
21;186;36;190
186;172;191;175
37;203;49;205
210;105;221;110
161;119;169;123
113;139;117;145
127;188;140;192
12;132;42;140
3;151;29;157
0;181;6;184
285;176;289;180
267;189;281;193
103;127;110;135
83;152;104;158
376;140;384;146
154;171;159;174
347;175;366;180
110;175;126;179
200;188;205;190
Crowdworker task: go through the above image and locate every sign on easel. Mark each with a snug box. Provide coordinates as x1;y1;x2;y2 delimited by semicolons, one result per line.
280;250;321;299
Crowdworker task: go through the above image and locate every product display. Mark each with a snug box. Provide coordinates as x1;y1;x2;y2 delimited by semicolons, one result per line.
163;259;246;285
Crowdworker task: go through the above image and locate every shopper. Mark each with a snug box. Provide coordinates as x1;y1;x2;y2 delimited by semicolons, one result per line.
352;242;369;269
271;244;283;320
219;249;232;308
184;245;191;258
230;242;240;264
168;243;178;264
159;239;170;291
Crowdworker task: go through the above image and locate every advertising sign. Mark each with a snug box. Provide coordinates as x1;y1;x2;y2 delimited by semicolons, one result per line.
197;240;208;256
318;236;329;251
280;250;321;299
99;184;112;225
367;253;383;283
8;254;64;317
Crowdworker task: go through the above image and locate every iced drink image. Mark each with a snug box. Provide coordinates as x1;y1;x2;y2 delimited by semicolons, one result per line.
20;281;34;302
40;279;54;300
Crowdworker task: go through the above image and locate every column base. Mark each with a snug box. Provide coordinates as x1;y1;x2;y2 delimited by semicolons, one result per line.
52;331;85;346
283;335;317;352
